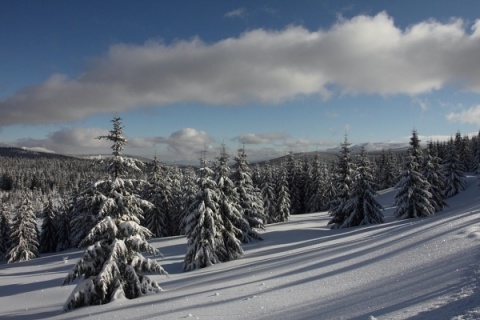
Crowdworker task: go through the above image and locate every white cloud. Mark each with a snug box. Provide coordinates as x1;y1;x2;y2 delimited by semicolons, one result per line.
11;127;110;154
232;132;287;144
412;97;429;112
446;105;480;124
2;12;480;126
224;8;246;19
9;126;216;162
154;128;215;158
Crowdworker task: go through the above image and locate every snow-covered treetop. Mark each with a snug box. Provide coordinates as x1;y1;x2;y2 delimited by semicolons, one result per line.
97;116;143;178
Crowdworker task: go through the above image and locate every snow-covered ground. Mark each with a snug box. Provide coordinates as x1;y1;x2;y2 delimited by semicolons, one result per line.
2;176;480;319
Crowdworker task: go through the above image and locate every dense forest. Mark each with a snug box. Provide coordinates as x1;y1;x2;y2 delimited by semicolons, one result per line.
0;117;478;309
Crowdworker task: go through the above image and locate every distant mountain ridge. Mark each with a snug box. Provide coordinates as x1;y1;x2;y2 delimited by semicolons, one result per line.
0;146;70;159
0;141;411;164
326;141;410;153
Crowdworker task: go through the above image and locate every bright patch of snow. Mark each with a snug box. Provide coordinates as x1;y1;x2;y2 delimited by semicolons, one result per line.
1;177;480;319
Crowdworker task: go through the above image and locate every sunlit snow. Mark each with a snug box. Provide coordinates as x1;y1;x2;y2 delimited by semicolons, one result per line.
1;177;480;319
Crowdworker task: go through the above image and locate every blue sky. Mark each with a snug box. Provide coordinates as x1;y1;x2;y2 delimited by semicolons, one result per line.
1;0;480;164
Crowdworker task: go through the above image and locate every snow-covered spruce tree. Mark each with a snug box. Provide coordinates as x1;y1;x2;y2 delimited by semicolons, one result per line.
252;164;263;189
260;163;277;224
39;196;59;253
306;155;330;213
142;156;169;238
175;167;198;235
394;131;435;219
378;149;399;190
328;135;356;228
213;145;244;261
0;201;11;260
338;148;384;228
472;130;480;174
454;131;471;172
274;162;291;223
63;116;167;311
423;143;447;212
286;152;304;214
7;192;39;263
301;156;313;212
323;163;337;210
183;156;224;271
232;147;264;241
68;182;108;248
56;195;72;252
443;138;467;198
166;166;185;235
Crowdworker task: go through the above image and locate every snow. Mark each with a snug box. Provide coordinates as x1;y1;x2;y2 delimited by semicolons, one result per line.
2;176;480;319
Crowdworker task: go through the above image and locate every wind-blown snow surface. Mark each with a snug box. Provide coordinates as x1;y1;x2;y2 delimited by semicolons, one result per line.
2;177;480;319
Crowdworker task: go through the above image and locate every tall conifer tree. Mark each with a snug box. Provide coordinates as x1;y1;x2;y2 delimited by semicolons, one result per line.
274;163;291;223
184;155;223;271
443;138;467;198
63;116;166;311
339;148;384;228
232;147;264;241
39;197;59;253
213;145;244;261
260;163;277;223
328;135;355;228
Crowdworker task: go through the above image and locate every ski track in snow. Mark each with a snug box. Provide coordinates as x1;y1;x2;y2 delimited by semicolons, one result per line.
1;176;480;319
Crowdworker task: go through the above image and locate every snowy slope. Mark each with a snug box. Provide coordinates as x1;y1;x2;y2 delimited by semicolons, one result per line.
1;177;480;319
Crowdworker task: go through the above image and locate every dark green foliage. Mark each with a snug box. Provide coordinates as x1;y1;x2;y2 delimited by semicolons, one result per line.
39;197;59;253
0;203;11;260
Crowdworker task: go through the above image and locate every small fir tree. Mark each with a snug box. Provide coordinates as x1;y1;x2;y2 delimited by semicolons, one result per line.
7;193;39;263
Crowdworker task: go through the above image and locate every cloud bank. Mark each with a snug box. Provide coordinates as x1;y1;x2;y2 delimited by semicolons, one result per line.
2;12;480;126
447;105;480;124
12;127;110;154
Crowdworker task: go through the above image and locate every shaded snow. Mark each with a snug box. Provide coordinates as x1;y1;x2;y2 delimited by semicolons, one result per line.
1;177;480;319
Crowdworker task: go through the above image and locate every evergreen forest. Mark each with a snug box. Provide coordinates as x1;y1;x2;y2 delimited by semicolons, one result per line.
0;117;478;310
